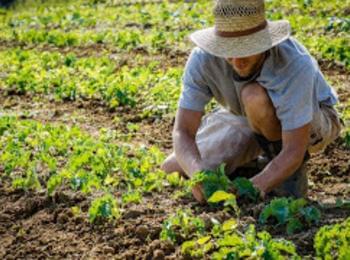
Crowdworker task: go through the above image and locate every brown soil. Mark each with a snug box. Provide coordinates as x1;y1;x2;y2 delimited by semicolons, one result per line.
0;67;349;259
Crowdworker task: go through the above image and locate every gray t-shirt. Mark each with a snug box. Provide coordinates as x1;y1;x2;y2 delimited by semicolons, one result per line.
179;37;338;131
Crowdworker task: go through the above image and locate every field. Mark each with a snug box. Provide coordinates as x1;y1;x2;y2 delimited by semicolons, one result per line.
0;0;349;259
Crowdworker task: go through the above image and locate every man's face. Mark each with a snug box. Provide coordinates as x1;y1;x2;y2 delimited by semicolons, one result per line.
226;52;266;78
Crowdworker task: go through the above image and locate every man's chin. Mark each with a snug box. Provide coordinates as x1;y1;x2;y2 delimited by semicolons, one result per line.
235;71;254;80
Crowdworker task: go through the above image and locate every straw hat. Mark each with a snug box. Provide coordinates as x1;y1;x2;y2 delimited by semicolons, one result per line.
190;0;291;58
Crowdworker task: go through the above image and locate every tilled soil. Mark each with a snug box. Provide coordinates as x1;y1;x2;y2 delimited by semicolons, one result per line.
0;69;349;259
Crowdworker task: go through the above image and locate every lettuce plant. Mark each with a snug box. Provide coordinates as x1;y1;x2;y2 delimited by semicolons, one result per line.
191;164;232;200
314;218;350;259
160;209;205;243
181;219;300;259
259;197;321;234
191;165;260;203
88;193;120;223
232;177;260;202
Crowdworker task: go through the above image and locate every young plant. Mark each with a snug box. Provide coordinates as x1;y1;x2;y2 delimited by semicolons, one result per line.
191;165;260;203
181;219;300;259
259;197;321;234
160;209;205;243
343;129;350;148
191;164;232;200
232;177;260;202
12;167;42;191
208;190;239;216
314;217;350;259
88;193;120;223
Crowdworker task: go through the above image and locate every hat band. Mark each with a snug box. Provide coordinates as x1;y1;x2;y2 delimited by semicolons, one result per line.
215;20;267;38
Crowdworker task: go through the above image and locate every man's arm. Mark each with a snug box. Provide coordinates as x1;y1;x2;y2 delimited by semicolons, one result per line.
173;107;212;203
173;107;204;177
251;123;311;195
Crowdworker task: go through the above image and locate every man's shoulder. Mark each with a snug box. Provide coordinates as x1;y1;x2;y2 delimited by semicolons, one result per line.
272;38;316;68
185;47;227;78
265;37;318;76
188;47;218;64
259;38;320;90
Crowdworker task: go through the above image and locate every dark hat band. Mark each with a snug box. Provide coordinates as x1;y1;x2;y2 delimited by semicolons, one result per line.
215;20;267;38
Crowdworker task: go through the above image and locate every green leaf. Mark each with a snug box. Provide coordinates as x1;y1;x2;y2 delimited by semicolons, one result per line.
197;235;211;245
208;190;235;203
160;209;205;243
47;174;63;196
286;218;303;235
259;198;290;225
300;206;321;224
289;198;307;214
191;164;232;199
232;177;259;202
274;203;290;224
259;206;273;225
181;240;196;254
314;218;350;258
217;234;243;247
88;193;119;223
222;219;238;232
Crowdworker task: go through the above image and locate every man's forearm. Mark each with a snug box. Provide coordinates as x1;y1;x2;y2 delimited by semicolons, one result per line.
173;130;203;178
251;148;305;194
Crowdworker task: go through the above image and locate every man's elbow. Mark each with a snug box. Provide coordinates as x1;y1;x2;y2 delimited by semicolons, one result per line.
172;128;181;143
172;127;194;142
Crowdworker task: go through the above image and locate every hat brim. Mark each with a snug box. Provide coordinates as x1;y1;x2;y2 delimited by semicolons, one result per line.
190;20;291;58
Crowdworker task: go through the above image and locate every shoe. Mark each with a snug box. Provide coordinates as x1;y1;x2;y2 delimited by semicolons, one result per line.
254;134;309;198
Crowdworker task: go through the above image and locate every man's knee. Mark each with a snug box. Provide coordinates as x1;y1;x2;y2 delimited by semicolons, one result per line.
240;82;281;139
240;82;271;111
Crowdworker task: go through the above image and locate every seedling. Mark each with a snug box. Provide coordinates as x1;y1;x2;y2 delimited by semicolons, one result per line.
259;197;321;234
181;219;300;259
191;165;260;203
191;164;232;200
88;193;120;223
314;217;350;259
12;167;42;191
232;177;260;202
344;130;350;148
208;190;239;216
160;209;205;243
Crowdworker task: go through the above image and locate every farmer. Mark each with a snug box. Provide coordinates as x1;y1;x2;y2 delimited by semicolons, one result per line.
161;0;342;203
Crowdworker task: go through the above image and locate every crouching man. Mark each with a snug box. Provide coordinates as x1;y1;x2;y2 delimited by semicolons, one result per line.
162;0;342;203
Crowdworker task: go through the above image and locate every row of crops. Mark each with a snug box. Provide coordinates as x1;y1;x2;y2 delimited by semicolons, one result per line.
0;115;349;258
0;0;349;67
0;0;349;258
0;48;181;116
162;210;349;259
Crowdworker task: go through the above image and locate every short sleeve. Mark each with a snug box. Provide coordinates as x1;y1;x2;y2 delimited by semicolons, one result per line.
178;48;213;111
261;57;316;131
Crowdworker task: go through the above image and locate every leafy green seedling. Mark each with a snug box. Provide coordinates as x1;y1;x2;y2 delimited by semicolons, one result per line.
232;177;260;202
12;167;42;191
181;235;213;258
181;219;300;259
88;193;120;223
259;197;321;234
314;217;350;259
122;190;142;204
166;171;183;187
71;206;81;217
208;190;239;216
344;130;350;148
160;209;205;243
191;164;232;199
